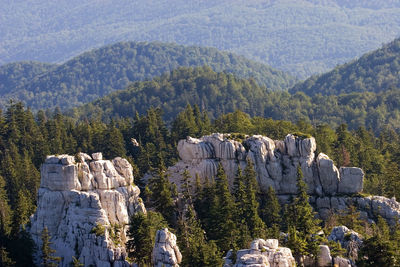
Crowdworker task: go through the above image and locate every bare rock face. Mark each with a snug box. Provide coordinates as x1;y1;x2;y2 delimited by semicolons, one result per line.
224;239;296;267
169;133;400;223
152;228;182;267
29;153;145;267
171;133;363;196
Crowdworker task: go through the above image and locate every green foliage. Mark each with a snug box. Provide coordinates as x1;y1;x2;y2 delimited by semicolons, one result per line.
90;224;106;237
292;38;400;95
0;42;295;110
71;256;84;267
260;186;281;238
126;211;167;265
284;166;323;261
41;227;61;267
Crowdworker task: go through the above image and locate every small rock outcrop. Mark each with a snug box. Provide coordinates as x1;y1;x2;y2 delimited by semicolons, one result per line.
224;238;296;267
169;133;400;223
152;228;182;267
304;245;352;267
29;153;146;267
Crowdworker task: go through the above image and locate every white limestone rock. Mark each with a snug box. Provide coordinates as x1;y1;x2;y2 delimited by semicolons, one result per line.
338;167;364;194
316;153;339;195
92;152;103;161
225;239;295;267
152;228;182;267
169;133;363;197
317;245;332;267
29;153;144;267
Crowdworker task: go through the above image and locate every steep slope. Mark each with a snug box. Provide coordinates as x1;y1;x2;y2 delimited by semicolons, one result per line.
0;42;295;110
74;67;400;132
2;0;400;76
0;61;56;96
291;38;400;95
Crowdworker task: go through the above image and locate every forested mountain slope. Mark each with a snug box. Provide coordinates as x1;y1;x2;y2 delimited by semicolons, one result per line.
291;38;400;95
0;42;295;110
2;0;400;77
0;61;56;96
74;66;400;133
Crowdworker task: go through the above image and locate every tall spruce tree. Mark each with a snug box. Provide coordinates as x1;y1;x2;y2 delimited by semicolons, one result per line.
284;165;322;261
242;160;266;239
208;163;238;253
260;186;281;238
41;227;61;267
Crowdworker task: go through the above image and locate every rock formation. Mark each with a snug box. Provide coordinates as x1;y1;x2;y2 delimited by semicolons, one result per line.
152;228;182;267
29;153;146;267
304;245;352;267
223;238;296;267
168;133;400;223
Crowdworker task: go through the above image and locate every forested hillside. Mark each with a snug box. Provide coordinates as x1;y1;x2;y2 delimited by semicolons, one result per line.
0;62;56;96
1;103;400;265
2;0;400;76
0;42;295;111
291;38;400;95
74;66;400;133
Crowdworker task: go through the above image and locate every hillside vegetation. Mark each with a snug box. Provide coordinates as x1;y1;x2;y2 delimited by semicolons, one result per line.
74;66;400;133
291;38;400;95
2;0;400;76
0;42;295;110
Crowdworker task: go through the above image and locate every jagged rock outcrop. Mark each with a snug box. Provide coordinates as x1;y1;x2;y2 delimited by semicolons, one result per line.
29;153;146;267
172;133;363;196
328;226;362;262
224;238;296;267
152;228;182;267
169;133;400;223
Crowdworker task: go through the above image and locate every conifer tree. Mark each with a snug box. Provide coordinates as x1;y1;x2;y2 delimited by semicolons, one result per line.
260;186;281;238
242;160;266;239
149;155;175;225
41;227;61;267
285;165;322;261
208;163;238;253
126;211;167;265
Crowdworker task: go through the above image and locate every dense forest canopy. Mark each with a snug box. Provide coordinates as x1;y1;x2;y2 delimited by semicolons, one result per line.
291;38;400;95
0;42;295;111
1;103;400;265
72;66;400;133
2;0;400;77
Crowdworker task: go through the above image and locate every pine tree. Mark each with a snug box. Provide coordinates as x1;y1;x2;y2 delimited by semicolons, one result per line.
208;163;238;253
149;155;175;225
285;165;322;261
242;160;266;239
126;211;167;265
41;227;61;267
260;186;281;238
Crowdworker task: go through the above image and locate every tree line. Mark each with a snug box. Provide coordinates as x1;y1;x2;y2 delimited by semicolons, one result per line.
0;102;400;265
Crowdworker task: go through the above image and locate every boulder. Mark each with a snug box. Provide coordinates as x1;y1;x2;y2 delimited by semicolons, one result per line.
338;168;363;194
224;238;295;267
316;153;339;195
317;245;332;267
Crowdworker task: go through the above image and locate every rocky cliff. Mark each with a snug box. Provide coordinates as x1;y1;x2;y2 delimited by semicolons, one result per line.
29;153;145;267
169;133;400;223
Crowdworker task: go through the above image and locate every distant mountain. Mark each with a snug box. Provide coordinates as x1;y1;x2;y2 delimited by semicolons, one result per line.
291;38;400;95
1;0;400;77
0;42;295;110
0;61;56;96
74;66;400;133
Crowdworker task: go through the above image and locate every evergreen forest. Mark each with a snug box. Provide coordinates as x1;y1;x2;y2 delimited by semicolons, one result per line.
1;102;400;266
